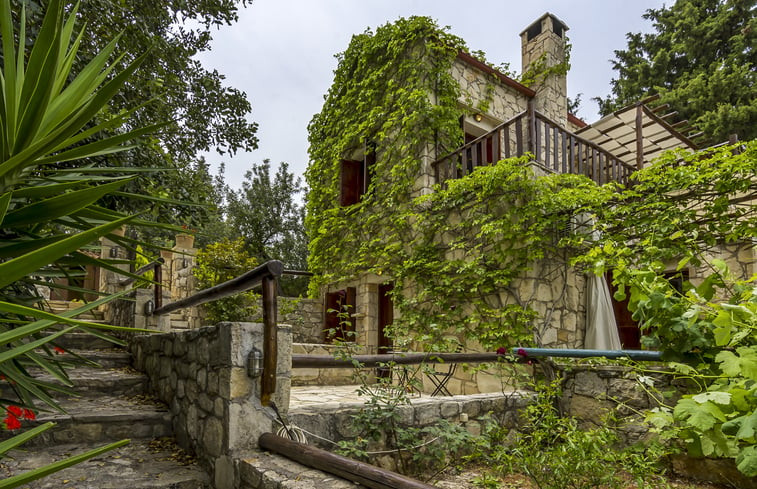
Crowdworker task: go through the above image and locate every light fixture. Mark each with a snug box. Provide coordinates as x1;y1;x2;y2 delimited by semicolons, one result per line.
109;246;119;258
473;113;483;122
143;300;155;316
248;348;263;377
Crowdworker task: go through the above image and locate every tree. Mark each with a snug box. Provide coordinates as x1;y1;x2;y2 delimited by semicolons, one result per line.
596;0;756;143
7;0;258;231
220;160;307;269
0;0;176;485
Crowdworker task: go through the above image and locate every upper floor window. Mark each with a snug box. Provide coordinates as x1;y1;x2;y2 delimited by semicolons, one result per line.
340;142;376;206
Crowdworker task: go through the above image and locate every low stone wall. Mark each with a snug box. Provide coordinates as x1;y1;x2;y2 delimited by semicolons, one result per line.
130;322;292;489
281;298;322;343
288;391;532;469
558;364;685;443
291;343;361;386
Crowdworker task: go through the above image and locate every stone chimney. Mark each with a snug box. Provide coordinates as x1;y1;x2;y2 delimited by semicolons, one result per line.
520;13;569;126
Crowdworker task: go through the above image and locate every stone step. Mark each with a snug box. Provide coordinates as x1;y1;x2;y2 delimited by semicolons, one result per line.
56;349;133;369
0;438;210;488
1;366;148;400
0;395;172;446
238;451;361;489
55;331;123;350
44;300;105;320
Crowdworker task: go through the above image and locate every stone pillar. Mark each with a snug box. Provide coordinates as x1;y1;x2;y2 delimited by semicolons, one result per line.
169;233;201;329
520;13;569;127
134;288;170;332
98;226;130;324
215;322;292;489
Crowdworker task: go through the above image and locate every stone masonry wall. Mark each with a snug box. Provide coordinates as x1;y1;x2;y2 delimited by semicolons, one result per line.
291;343;359;386
451;58;529;123
130;322;292;489
559;364;684;444
281;298;322;344
288;391;532;470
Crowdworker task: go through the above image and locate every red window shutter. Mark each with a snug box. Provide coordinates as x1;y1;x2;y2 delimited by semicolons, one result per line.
340;160;362;206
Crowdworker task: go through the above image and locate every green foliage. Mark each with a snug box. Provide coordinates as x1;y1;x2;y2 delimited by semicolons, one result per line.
0;1;173;485
306;15;467;293
581;141;757;475
596;0;756;142
470;381;672;489
193;237;259;323
336;382;473;478
214;160;308;296
8;0;258;234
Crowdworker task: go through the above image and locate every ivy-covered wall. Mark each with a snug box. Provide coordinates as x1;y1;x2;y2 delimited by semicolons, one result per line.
305;15;598;383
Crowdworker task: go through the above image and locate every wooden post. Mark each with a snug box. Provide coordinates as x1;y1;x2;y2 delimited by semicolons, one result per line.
261;275;278;405
528;99;536;155
259;433;438;489
635;103;644;170
153;262;163;310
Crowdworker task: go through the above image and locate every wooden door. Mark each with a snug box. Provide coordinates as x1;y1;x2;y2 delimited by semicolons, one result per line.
606;272;640;349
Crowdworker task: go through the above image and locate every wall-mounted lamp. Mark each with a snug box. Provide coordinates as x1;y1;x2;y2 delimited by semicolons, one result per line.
473;113;483;122
247;348;263;378
109;246;119;258
143;300;155;316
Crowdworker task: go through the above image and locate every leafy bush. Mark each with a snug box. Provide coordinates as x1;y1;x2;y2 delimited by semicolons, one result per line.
470;381;672;489
193;237;259;323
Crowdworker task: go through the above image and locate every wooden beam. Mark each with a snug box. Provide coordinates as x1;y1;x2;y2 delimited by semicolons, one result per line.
259;433;439;489
292;352;518;369
635;103;644;170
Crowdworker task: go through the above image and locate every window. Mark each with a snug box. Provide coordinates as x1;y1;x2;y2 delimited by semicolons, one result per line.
323;287;357;342
608;269;689;349
340;142;376;206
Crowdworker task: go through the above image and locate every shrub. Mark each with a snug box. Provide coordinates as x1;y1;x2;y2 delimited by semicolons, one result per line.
193;237;259;323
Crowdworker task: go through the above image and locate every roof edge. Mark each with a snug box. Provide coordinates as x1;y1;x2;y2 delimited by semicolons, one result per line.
456;51;536;98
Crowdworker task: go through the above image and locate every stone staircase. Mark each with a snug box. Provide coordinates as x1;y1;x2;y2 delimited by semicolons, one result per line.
0;300;210;488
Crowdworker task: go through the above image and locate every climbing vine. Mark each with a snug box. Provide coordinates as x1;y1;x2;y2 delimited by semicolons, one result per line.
306;17;609;351
306;16;467;294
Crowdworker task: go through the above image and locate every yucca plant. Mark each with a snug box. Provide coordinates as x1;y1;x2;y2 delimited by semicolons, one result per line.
0;0;174;486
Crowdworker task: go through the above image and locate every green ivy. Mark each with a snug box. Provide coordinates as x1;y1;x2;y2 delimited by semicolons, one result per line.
193;238;259;323
307;16;612;352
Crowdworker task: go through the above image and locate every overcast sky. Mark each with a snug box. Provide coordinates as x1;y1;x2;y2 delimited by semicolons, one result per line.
196;0;667;189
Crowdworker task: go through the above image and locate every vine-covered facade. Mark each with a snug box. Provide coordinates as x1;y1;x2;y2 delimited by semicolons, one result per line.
305;13;755;394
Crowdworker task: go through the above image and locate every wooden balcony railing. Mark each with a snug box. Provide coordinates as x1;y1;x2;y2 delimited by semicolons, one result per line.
432;108;636;186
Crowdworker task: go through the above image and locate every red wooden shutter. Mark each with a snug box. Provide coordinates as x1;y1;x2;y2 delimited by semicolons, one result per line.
340;159;362;206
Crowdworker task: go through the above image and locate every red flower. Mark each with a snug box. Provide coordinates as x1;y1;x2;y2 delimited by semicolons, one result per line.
3;414;20;430
22;409;35;420
53;346;65;355
496;347;506;355
7;405;22;417
516;348;528;357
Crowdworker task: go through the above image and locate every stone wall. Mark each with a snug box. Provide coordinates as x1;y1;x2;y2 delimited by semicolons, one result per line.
291;343;359;386
130;322;292;489
451;58;529;123
288;391;532;469
558;364;683;443
281;298;322;343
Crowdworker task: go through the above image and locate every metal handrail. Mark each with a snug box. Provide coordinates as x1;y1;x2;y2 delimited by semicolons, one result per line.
291;347;662;369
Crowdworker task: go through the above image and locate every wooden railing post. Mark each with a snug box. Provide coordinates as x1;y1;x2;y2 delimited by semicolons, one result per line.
154;261;162;310
527;100;536;154
261;274;278;405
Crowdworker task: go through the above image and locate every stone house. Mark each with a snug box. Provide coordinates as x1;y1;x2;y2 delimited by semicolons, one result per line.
307;13;754;393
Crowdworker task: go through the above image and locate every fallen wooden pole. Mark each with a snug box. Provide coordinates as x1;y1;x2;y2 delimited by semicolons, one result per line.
259;433;438;489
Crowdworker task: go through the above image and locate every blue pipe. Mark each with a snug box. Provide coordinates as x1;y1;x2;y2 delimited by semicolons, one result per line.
512;347;662;362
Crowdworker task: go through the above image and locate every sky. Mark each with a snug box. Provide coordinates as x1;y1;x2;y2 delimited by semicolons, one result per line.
196;0;668;189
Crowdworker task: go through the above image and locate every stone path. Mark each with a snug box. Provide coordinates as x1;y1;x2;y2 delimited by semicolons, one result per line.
0;314;210;489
